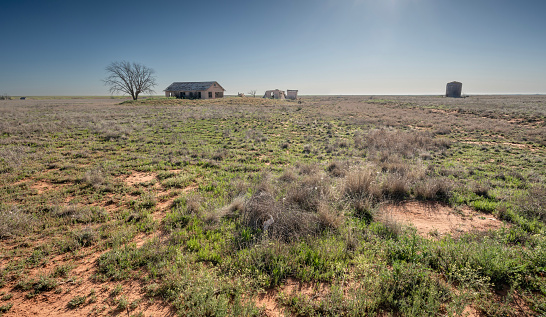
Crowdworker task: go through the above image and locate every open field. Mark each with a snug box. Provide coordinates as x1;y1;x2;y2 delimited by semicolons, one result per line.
1;95;545;316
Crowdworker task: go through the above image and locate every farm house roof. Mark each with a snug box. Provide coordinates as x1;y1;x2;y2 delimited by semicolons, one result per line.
164;81;225;92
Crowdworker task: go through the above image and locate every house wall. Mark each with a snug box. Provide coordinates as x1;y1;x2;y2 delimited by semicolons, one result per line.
287;90;298;100
264;90;285;99
273;90;285;99
204;86;225;99
166;88;224;99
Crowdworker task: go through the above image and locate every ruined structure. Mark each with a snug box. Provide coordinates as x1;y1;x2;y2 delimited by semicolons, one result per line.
164;81;225;99
286;90;298;100
446;81;462;98
263;89;286;99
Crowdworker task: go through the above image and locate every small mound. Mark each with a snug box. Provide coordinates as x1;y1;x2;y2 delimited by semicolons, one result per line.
379;201;505;237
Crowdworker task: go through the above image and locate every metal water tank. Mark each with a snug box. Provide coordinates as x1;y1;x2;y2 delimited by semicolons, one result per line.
446;81;462;98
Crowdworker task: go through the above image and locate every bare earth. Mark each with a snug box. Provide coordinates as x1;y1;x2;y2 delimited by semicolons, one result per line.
379;201;506;237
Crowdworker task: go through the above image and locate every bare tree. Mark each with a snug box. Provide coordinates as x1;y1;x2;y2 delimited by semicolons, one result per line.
248;89;257;98
103;61;157;100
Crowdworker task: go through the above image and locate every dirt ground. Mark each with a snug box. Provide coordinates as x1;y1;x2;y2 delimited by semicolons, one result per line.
379;201;506;238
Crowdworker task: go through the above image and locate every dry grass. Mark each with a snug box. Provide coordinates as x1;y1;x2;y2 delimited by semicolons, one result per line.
0;205;36;238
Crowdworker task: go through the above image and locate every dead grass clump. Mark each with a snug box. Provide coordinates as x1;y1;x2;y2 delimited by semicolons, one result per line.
241;189;324;243
0;205;36;238
326;161;347;178
297;162;320;175
353;198;374;223
0;146;33;172
211;196;246;224
516;185;546;223
380;174;410;200
92;123;132;141
413;178;452;202
285;180;323;213
317;202;343;230
73;227;97;247
52;205;108;223
83;167;105;188
365;128;450;159
279;169;298;183
182;194;203;215
472;182;491;198
343;168;378;199
227;178;251;199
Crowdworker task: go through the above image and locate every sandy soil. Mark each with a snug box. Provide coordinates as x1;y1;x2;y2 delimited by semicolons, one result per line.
379;201;506;237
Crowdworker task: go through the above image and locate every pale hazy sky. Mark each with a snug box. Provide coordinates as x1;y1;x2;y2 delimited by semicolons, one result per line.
1;0;545;96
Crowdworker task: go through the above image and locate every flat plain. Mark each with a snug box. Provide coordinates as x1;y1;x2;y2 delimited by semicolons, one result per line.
0;95;545;316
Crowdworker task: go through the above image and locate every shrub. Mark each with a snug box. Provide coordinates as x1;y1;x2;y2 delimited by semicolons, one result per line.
343;167;378;200
83;167;105;188
74;227;97;247
326;161;347;177
51;205;108;224
0;205;36;238
516;186;546;222
381;174;410;200
413;178;452;202
241;188;322;243
0;302;13;313
67;295;86;309
377;262;451;315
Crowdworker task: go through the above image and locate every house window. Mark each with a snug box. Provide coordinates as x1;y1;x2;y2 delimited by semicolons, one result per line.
208;92;212;98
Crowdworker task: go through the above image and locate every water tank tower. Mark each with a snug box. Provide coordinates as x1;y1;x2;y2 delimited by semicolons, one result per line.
446;81;462;98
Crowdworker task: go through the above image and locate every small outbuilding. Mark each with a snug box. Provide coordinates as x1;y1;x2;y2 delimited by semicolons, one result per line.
286;90;298;100
164;81;225;99
263;89;286;99
446;81;462;98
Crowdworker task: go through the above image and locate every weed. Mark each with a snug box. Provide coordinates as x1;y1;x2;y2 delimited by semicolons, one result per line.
67;295;86;308
110;284;123;296
116;295;128;310
0;303;13;313
0;205;36;238
1;293;12;301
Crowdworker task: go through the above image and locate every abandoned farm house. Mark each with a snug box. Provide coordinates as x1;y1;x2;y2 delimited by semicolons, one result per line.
164;81;225;99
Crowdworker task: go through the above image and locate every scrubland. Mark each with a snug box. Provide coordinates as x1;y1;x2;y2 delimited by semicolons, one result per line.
0;95;545;316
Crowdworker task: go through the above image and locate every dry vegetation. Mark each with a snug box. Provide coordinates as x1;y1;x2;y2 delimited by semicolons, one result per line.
0;95;545;316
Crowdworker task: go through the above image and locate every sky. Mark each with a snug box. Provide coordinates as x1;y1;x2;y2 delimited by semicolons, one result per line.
1;0;545;96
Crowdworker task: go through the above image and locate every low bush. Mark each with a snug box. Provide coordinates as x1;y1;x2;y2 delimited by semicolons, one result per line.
0;205;36;238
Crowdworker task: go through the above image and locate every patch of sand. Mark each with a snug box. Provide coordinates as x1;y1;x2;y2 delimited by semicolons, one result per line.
124;172;156;186
255;278;328;317
379;201;506;237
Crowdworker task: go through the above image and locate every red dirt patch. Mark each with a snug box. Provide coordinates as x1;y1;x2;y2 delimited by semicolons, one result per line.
30;181;56;194
379;201;506;237
124;172;156;186
254;278;328;317
0;236;173;317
